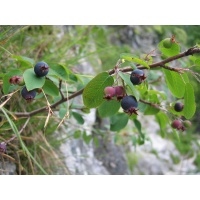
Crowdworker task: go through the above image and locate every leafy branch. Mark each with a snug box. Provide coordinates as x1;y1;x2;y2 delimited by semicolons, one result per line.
13;46;200;118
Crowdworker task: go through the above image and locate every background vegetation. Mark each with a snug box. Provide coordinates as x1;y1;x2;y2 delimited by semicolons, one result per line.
1;25;200;175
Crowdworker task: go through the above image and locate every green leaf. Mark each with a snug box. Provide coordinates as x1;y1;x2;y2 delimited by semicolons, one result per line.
66;68;78;82
23;68;45;91
194;58;200;67
118;71;140;101
72;112;84;125
163;69;185;98
73;130;82;139
183;83;196;119
110;113;129;131
48;63;68;80
181;73;189;83
173;128;180;142
149;93;160;104
42;79;59;96
156;112;169;138
59;107;67;119
144;105;159;115
93;137;99;147
98;100;121;118
82;72;114;108
148;90;167;100
3;69;22;94
82;131;92;144
131;135;137;146
12;55;34;67
133;119;145;139
120;53;150;69
158;39;180;57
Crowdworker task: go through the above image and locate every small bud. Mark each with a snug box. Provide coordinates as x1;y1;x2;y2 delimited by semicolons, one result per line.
9;76;24;86
0;142;7;153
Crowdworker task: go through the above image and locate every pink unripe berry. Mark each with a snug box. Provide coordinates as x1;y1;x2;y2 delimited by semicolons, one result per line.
115;86;125;101
103;86;116;100
171;120;182;130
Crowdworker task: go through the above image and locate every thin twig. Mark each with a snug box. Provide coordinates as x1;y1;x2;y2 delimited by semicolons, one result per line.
139;99;168;112
5;117;30;144
42;89;53;129
57;81;70;128
59;80;65;99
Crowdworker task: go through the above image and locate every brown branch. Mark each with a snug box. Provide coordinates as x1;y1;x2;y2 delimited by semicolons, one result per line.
139;99;167;112
14;46;200;118
14;88;84;117
108;46;200;74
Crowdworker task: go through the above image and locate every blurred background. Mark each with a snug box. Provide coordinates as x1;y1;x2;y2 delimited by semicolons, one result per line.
0;25;200;175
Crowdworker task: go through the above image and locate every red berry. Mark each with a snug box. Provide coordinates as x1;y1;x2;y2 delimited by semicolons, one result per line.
171;120;182;130
103;86;116;100
115;86;125;101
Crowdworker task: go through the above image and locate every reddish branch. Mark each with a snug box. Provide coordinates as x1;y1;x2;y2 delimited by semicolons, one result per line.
14;46;200;118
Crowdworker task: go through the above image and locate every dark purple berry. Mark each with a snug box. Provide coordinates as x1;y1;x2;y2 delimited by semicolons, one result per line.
121;95;138;115
0;142;7;153
130;69;146;85
115;86;125;101
21;86;36;102
34;61;49;77
103;86;116;100
174;102;184;112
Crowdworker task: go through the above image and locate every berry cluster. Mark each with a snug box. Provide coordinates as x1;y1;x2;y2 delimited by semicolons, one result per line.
9;61;49;102
171;119;192;131
23;61;49;101
21;61;49;102
103;69;146;116
104;86;125;101
171;102;191;131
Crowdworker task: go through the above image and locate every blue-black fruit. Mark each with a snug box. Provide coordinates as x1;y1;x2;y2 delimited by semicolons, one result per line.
34;61;49;77
121;95;138;115
130;69;146;85
174;102;184;112
21;86;36;101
